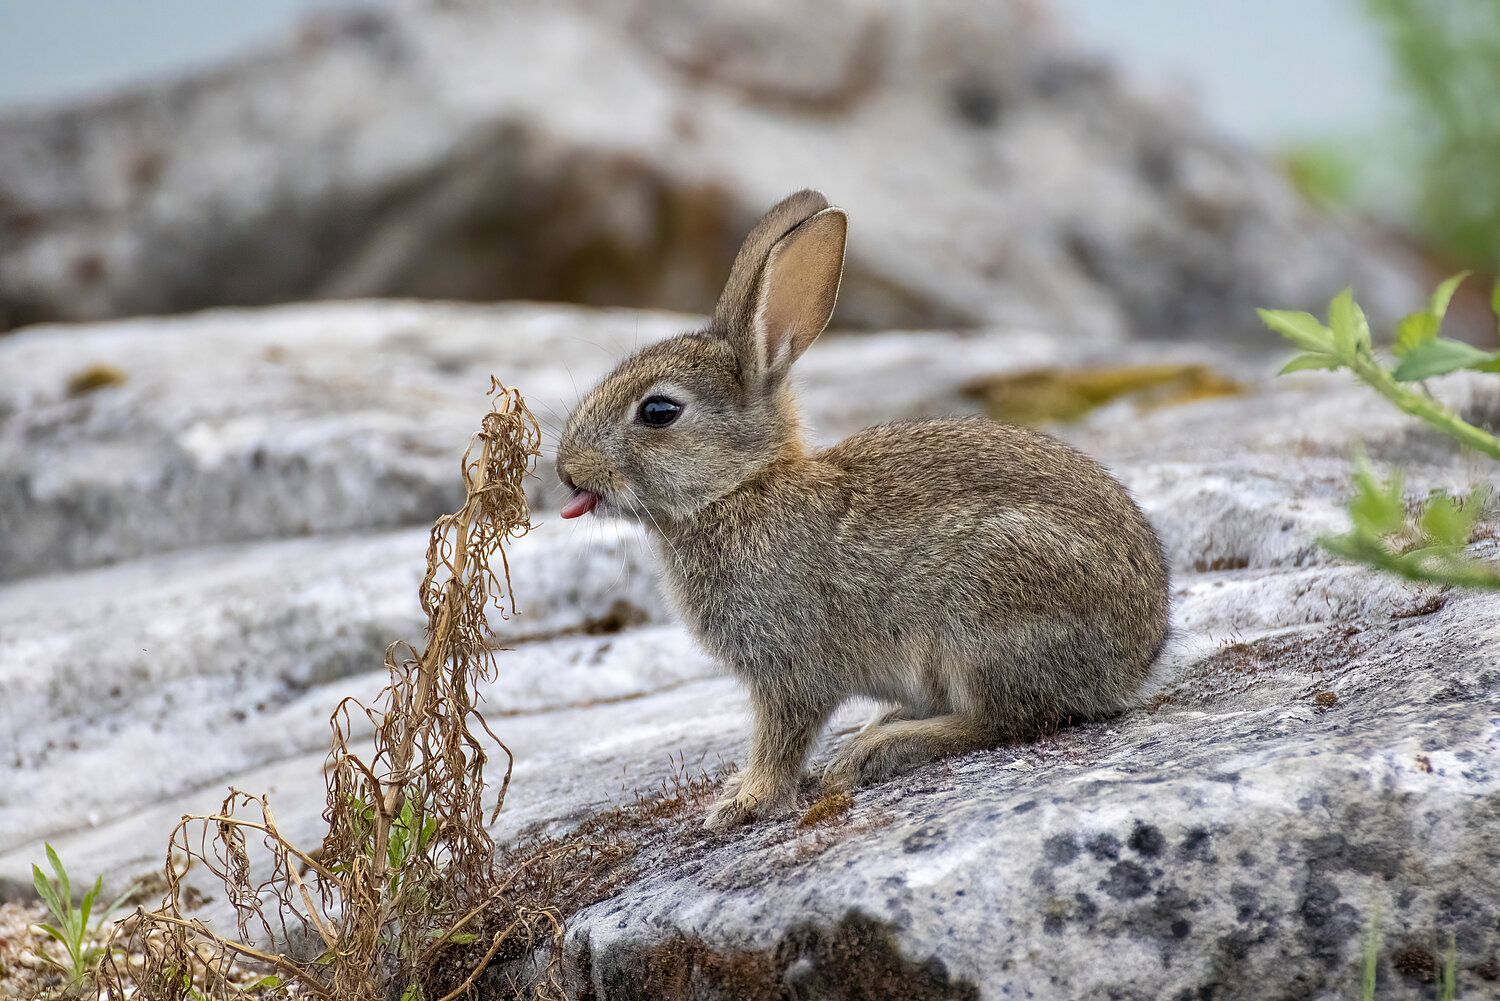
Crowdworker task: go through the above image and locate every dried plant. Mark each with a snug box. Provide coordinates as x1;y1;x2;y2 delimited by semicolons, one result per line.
102;380;567;1001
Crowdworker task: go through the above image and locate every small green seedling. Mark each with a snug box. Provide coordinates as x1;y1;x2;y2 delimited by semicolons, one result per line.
31;843;135;983
1361;897;1381;1001
1440;932;1458;1001
1261;275;1500;589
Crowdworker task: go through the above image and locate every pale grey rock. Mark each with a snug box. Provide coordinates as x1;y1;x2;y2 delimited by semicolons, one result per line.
2;301;1497;998
14;297;1478;583
0;300;1076;580
0;518;671;854
561;574;1500;1001
0;0;1424;340
0;302;686;579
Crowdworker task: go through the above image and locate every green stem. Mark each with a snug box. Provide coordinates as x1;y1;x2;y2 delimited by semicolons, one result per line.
1349;348;1500;461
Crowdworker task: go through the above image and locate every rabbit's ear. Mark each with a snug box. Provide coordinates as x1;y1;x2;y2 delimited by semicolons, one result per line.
715;191;847;383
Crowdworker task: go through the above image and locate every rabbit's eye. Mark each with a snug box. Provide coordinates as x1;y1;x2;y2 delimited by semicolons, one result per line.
638;396;682;427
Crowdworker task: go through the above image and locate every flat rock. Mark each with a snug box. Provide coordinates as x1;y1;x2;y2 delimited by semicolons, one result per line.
9;298;1489;582
0;0;1423;339
0;519;670;854
1;301;1497;999
563;571;1499;1001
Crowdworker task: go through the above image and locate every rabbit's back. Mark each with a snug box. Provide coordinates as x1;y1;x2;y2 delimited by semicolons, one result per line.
669;416;1168;727
822;417;1167;664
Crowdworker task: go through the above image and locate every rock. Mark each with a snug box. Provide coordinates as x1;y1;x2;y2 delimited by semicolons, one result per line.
0;0;1424;340
0;299;1078;580
1;301;1496;998
561;569;1499;1001
0;519;673;854
4;298;1482;582
0;302;685;580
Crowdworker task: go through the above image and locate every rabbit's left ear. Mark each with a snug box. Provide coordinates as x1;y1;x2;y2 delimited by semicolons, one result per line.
741;207;847;382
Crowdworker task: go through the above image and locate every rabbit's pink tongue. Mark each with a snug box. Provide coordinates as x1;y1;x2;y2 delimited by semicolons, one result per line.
560;490;600;519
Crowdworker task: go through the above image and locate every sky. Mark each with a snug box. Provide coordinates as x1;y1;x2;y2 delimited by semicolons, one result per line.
1050;0;1394;145
0;0;1396;148
0;0;347;109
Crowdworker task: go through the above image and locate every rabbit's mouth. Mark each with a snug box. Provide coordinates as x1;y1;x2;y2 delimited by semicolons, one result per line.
559;489;601;519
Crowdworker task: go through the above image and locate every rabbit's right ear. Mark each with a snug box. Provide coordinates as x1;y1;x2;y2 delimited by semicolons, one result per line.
714;190;847;386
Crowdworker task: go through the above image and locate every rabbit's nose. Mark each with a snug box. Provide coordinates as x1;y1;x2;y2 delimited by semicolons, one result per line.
555;450;577;489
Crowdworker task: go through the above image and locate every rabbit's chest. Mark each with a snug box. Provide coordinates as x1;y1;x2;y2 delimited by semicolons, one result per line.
662;536;887;672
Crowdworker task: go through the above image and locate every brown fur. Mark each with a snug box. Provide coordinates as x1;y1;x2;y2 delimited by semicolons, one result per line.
557;190;1169;830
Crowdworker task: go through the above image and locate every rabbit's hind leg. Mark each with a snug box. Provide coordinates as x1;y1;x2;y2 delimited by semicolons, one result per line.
822;713;1001;790
861;703;923;730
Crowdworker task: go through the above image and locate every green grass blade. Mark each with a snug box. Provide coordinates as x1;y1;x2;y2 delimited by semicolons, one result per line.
46;844;70;907
35;922;71;946
78;877;100;939
32;864;64;921
99;880;141;929
1361;896;1381;1000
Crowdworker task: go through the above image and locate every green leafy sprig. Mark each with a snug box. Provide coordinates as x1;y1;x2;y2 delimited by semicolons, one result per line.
31;844;135;984
1260;276;1500;589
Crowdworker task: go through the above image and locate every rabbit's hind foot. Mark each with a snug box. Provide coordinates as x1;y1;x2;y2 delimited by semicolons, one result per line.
823;714;1000;790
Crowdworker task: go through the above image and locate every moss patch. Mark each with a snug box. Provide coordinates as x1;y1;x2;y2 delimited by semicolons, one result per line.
64;364;126;396
962;363;1246;425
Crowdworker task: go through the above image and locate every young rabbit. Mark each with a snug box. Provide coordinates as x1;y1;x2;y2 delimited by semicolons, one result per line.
556;190;1169;830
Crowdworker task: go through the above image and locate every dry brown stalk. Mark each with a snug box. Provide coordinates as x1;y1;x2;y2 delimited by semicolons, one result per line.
101;381;565;1001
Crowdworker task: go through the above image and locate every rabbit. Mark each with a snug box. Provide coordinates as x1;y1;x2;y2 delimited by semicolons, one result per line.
555;190;1170;831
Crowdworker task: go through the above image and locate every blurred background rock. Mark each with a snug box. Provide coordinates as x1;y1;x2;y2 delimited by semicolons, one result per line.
0;0;1467;341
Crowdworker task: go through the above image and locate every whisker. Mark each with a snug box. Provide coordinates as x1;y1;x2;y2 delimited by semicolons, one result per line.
605;520;631;593
562;361;583;410
625;484;690;580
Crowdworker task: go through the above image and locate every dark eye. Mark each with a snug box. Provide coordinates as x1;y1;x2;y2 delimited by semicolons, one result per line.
638;395;682;427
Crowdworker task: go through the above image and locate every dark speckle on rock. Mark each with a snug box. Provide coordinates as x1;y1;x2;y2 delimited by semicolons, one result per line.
1101;861;1154;901
1178;827;1212;862
1129;823;1166;858
950;78;1002;128
1230;883;1261;923
1043;833;1079;866
902;825;947;854
1074;893;1099;925
1087;833;1121;861
1298;875;1362;967
1300;877;1341;928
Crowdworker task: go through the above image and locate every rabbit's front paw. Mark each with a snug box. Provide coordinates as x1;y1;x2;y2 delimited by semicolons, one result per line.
702;774;793;831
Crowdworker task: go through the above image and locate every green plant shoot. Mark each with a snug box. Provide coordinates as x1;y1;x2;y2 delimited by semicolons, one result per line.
31;843;135;983
1261;276;1500;589
1440;931;1457;1001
